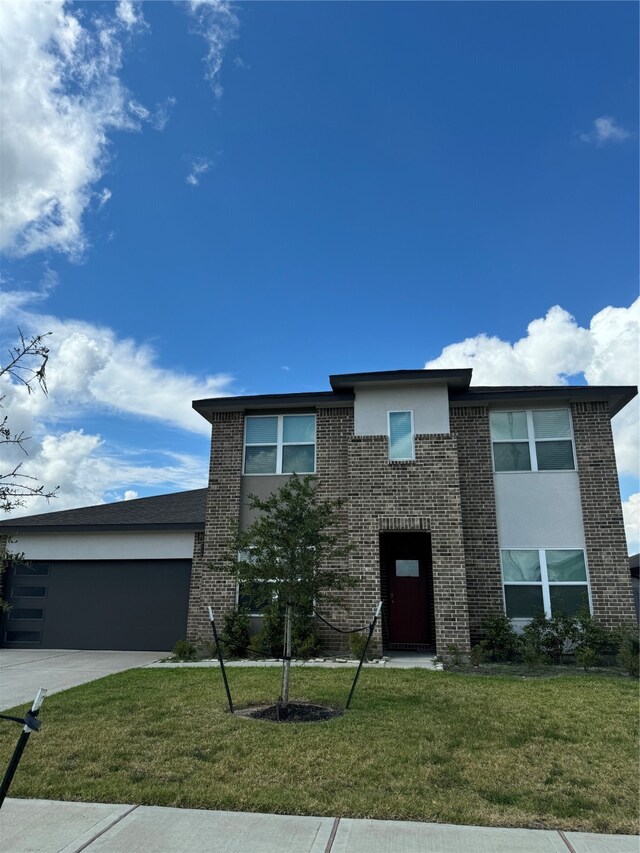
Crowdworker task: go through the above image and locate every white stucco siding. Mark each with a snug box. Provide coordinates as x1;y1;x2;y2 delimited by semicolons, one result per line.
494;472;586;548
7;531;196;561
353;384;450;436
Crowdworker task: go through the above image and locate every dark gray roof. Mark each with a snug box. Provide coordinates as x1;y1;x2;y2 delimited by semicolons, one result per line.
329;369;472;391
193;391;355;421
450;385;637;417
0;489;207;534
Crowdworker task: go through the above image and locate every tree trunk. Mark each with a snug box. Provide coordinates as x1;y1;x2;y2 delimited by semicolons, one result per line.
281;603;292;709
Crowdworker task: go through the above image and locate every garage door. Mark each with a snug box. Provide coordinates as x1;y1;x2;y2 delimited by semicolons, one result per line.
1;559;192;651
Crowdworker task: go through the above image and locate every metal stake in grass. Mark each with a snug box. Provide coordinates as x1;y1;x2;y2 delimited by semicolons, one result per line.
0;688;47;809
346;601;383;710
208;606;234;714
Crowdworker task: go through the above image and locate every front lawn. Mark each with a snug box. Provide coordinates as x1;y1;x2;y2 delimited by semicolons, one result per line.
0;667;637;834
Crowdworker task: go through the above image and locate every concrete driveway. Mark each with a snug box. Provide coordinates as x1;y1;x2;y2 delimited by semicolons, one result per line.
0;649;166;711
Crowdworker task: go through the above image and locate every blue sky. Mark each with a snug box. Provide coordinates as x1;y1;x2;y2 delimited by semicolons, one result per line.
1;1;638;549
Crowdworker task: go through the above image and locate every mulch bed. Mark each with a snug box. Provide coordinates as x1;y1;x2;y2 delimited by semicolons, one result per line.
236;702;343;723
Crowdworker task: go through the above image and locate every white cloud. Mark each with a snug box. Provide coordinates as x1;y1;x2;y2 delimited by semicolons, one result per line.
96;188;112;209
622;494;640;555
580;116;631;146
1;290;235;516
0;0;146;258
426;299;639;481
116;0;145;30
123;490;139;501
186;0;239;97
186;157;212;186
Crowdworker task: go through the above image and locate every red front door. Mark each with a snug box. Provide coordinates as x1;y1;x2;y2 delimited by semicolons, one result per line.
381;532;433;647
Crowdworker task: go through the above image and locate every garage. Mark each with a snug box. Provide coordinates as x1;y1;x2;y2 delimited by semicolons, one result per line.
2;559;191;651
0;489;206;652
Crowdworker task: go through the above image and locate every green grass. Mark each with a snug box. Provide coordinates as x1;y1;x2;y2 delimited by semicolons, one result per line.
1;667;638;834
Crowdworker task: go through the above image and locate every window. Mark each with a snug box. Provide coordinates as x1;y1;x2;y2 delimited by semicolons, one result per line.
244;414;316;474
238;580;275;615
490;409;575;472
388;410;414;461
502;548;590;620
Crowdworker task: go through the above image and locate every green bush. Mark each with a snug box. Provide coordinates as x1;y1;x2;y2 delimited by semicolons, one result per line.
616;625;639;677
575;645;600;671
349;632;372;661
220;608;251;658
253;601;320;659
172;639;197;661
575;607;617;659
520;612;579;663
469;644;485;667
446;643;463;667
480;613;519;661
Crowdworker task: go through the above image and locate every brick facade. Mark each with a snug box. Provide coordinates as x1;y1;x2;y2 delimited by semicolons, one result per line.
186;391;635;654
187;411;244;645
450;406;502;644
571;401;636;628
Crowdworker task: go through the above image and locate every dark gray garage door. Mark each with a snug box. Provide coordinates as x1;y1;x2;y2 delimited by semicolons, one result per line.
1;560;191;651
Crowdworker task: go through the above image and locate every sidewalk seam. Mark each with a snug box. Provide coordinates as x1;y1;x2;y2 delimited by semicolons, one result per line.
324;816;340;852
71;804;139;852
557;829;577;853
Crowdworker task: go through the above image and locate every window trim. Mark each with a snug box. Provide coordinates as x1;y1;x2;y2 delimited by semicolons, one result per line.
243;413;316;475
501;547;592;620
387;409;415;462
490;407;577;473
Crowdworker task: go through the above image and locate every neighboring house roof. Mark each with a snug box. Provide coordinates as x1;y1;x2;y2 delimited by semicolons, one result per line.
193;367;637;420
0;489;207;534
630;553;639;579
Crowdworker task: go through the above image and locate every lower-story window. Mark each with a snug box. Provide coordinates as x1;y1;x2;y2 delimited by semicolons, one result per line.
237;580;275;616
501;548;590;620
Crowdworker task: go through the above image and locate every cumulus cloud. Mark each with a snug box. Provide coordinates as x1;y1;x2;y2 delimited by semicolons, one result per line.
580;116;632;146
1;290;235;516
622;494;640;555
426;299;639;482
0;1;146;257
186;0;239;97
116;0;145;30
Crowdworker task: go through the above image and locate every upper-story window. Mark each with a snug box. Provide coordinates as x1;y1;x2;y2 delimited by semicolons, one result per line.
244;414;316;474
490;409;575;472
388;410;415;461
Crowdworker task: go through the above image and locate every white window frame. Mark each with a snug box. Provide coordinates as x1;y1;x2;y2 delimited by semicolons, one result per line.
490;408;576;473
501;547;592;621
243;413;316;475
387;409;415;462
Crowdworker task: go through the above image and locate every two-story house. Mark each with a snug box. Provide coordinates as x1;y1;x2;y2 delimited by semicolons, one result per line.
188;369;637;655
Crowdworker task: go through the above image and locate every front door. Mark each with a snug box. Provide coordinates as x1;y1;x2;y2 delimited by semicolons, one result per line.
381;532;434;648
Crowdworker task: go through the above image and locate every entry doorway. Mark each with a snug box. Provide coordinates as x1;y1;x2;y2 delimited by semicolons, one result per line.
380;531;435;650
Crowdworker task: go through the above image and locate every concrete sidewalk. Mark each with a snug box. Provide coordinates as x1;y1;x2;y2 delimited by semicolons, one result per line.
0;799;637;853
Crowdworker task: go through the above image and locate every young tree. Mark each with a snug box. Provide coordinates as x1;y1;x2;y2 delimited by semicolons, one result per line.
1;329;58;514
1;329;58;610
222;475;356;709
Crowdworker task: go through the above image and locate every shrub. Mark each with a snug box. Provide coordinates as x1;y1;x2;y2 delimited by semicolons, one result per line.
348;632;372;660
480;613;519;661
616;625;639;678
576;607;620;660
469;644;485;667
256;601;320;659
446;644;463;667
520;612;579;663
520;636;546;669
575;645;600;671
220;608;251;658
172;639;197;661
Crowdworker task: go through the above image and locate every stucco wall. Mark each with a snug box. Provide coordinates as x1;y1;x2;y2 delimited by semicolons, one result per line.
353;384;450;436
7;531;196;561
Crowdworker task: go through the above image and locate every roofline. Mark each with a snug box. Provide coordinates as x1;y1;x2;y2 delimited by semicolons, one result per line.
193;390;355;422
451;385;638;417
0;523;205;535
329;369;472;392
